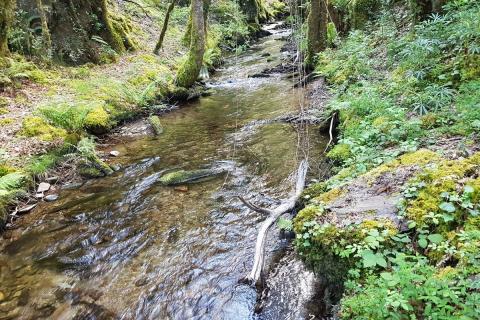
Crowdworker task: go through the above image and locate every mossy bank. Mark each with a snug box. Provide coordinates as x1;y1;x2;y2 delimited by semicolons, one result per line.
290;1;480;318
0;0;288;229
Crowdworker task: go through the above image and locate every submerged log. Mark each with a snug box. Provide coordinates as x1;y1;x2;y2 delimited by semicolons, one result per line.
240;159;308;285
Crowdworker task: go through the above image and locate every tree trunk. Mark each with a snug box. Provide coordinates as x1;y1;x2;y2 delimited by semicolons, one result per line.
0;0;15;56
305;0;328;69
100;0;125;53
35;0;52;53
175;0;206;88
154;0;176;54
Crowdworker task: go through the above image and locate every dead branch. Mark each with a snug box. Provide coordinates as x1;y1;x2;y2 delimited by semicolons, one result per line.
241;159;308;286
237;196;272;215
323;112;336;153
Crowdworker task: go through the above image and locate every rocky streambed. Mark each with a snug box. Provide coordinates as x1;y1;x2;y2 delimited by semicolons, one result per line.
0;24;330;319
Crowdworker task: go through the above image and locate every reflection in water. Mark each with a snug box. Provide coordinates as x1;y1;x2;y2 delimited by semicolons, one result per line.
0;25;327;319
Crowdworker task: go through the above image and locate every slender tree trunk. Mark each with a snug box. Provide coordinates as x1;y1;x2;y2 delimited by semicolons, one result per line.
154;0;176;54
175;0;206;88
35;0;52;53
100;0;125;53
0;0;15;56
305;0;328;69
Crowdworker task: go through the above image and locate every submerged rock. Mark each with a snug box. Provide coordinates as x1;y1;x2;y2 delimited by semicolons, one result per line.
44;194;59;202
159;169;224;185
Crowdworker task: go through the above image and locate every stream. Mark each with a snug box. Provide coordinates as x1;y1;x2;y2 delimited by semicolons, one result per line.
0;24;328;319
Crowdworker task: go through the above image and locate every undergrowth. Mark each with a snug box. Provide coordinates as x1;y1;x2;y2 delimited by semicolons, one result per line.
295;1;480;318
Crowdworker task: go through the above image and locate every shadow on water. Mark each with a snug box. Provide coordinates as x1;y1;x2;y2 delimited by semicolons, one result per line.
0;24;329;319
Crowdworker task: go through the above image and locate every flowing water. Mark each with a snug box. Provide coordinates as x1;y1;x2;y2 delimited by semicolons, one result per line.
0;24;327;319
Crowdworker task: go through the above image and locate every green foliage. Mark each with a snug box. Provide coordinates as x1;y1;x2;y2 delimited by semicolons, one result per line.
0;172;28;191
341;255;480;319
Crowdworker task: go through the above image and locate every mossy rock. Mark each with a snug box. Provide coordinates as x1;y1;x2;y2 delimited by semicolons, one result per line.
148;115;163;135
19;116;67;141
78;165;106;179
327;144;352;162
159;169;223;185
84;106;113;135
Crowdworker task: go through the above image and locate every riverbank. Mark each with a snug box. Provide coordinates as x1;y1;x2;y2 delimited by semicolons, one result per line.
293;2;480;318
0;0;288;230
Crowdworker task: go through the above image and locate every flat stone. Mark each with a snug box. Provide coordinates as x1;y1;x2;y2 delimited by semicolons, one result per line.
35;193;44;199
44;194;59;202
18;204;37;214
37;182;51;193
109;150;120;157
46;176;59;183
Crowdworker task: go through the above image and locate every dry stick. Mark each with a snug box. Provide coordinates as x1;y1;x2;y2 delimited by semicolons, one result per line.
240;159;308;285
323;112;337;153
153;0;177;54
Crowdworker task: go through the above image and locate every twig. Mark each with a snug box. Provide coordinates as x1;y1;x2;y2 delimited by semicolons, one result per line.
323;112;336;153
237;196;271;215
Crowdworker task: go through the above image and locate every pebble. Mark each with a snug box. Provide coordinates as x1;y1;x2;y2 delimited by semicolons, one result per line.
44;194;59;202
174;185;188;192
37;182;51;193
0;291;5;301
109;150;120;157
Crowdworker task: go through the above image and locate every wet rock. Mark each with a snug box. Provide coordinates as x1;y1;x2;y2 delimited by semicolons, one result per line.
109;150;120;157
159;169;224;185
17;289;30;306
174;185;188;192
261;52;271;57
35;193;44;199
135;277;149;287
44;194;59;202
37;182;51;193
110;164;121;171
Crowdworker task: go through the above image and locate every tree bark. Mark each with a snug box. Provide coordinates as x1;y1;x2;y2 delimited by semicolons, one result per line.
35;0;52;53
305;0;328;69
175;0;206;88
100;0;125;53
0;0;15;56
154;0;176;54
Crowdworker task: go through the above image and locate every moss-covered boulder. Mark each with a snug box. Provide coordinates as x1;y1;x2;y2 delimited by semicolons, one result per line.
84;105;113;135
159;169;224;185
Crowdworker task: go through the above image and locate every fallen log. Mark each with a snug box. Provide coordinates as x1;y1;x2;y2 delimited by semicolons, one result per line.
239;159;308;286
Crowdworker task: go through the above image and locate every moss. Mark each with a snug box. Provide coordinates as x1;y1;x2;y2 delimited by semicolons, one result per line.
0;165;15;177
159;169;221;185
78;166;105;178
372;116;393;133
302;182;327;201
148;115;163;135
0;118;13;125
327;144;352;162
0;96;8;108
84;105;112;134
315;187;346;204
405;153;480;225
358;219;398;237
293;205;325;233
0;172;29;191
0;107;8;115
367;149;440;179
421;113;438;129
19;116;67;141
